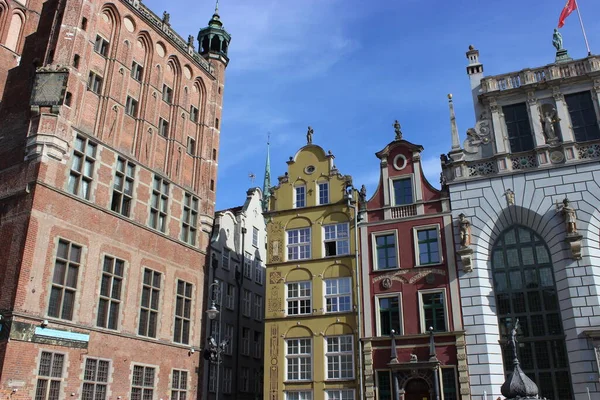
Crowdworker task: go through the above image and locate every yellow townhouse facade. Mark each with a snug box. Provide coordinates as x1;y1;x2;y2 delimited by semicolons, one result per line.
263;139;362;400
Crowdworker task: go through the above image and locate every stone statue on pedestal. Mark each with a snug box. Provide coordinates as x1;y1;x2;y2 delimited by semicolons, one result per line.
393;120;402;140
458;213;471;247
306;126;313;144
553;29;563;51
557;197;578;235
541;108;560;143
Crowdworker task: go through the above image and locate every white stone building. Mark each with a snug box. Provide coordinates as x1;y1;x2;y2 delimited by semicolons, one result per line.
441;45;600;400
201;187;267;400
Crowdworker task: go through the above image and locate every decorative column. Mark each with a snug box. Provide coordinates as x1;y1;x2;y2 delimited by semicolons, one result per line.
489;99;507;154
552;88;574;142
527;92;545;148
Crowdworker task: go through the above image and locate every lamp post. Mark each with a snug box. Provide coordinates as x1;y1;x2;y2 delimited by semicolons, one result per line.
204;280;228;399
390;329;400;400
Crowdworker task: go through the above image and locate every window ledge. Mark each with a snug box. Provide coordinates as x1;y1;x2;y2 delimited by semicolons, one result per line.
414;262;444;268
372;267;401;273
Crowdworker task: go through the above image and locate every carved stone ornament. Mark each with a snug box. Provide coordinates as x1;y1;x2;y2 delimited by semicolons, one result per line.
504;188;515;206
463;112;491;154
556;197;583;259
457;213;474;272
456;246;474;273
381;277;392;290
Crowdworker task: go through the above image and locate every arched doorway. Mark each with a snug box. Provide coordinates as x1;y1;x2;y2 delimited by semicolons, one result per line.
404;378;430;400
491;225;573;400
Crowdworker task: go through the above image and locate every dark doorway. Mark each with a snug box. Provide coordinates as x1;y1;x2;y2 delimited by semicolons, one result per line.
404;378;430;400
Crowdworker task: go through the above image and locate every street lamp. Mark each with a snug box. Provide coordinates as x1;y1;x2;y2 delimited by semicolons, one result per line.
204;280;228;399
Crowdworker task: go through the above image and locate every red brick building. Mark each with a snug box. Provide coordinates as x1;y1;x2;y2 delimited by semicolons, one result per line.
0;0;229;398
358;128;469;400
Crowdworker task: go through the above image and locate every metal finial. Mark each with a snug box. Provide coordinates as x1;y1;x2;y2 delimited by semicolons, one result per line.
215;0;219;13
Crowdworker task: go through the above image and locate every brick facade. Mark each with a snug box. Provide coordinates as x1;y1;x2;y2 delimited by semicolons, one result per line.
0;0;229;398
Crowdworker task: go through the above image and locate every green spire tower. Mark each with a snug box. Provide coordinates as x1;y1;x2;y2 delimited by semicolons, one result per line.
262;134;271;212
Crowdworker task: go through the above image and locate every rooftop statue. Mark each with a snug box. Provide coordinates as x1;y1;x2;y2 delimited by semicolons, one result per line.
306;126;313;144
553;28;563;51
393;120;402;140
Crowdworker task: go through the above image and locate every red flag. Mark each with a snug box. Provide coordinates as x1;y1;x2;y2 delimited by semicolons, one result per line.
558;0;577;28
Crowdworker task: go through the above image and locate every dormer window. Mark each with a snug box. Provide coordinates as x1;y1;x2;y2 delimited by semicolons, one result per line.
392;178;413;206
503;103;534;152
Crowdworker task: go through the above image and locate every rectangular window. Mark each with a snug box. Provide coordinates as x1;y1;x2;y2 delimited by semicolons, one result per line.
374;233;397;270
96;256;124;330
325;277;352;313
243;252;252;278
149;176;169;232
241;368;250;392
442;368;458;400
377;295;402;336
158;118;169;137
181;193;198;245
82;358;109;400
286;281;311;316
173;280;193;344
324;223;350;256
88;72;103;94
68;135;97;200
420;291;446;332
222;248;230;270
392;178;413;205
111;157;135;217
415;227;440;265
376;371;392;400
208;367;216;393
186;137;196;155
243;290;251;316
130;365;155;400
242;328;250;355
222;368;232;394
48;239;81;320
254;294;263;320
326;335;354;380
215;118;220;129
212;279;223;306
286;392;312;400
252;226;259;247
254;371;262;393
131;61;143;81
294;185;306;208
287;227;311;261
190;105;199;123
171;370;188;400
224;324;234;354
125;96;138;117
286;339;312;381
254;261;263;284
35;352;64;400
94;35;109;56
254;331;262;358
503;102;534;152
326;390;355;400
225;284;235;310
210;320;220;340
162;84;173;104
318;182;329;205
565;91;600;142
138;269;161;338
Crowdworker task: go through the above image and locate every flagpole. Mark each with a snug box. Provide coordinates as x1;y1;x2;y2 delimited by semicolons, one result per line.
574;0;591;55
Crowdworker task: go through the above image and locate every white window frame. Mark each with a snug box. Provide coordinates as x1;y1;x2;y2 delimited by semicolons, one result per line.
286;281;312;316
326;389;355;400
285;338;312;382
225;284;235;310
224;324;234;355
244;252;252;278
253;331;262;358
317;181;329;205
243;290;251;316
371;230;399;271
241;368;250;392
252;226;259;247
294;185;306;208
287;227;311;261
323;223;350;257
242;328;250;355
208;367;217;392
375;293;403;337
324;277;352;313
325;335;354;380
222;248;230;270
222;367;232;394
418;288;448;333
254;294;263;321
390;176;414;206
413;224;443;266
285;391;313;400
254;261;263;285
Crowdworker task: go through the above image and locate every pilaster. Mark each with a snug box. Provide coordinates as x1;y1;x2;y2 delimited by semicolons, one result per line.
527;92;546;148
552;88;574;143
489;99;507;154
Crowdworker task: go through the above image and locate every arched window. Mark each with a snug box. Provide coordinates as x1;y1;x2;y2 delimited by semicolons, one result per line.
5;13;23;51
492;226;573;400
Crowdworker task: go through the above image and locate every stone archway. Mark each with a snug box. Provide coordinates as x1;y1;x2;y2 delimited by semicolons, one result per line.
404;377;431;400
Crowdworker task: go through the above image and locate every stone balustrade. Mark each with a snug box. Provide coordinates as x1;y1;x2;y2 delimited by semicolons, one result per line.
390;204;417;218
481;56;600;93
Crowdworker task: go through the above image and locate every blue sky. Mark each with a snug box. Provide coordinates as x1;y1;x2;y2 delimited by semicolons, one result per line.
145;0;600;210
